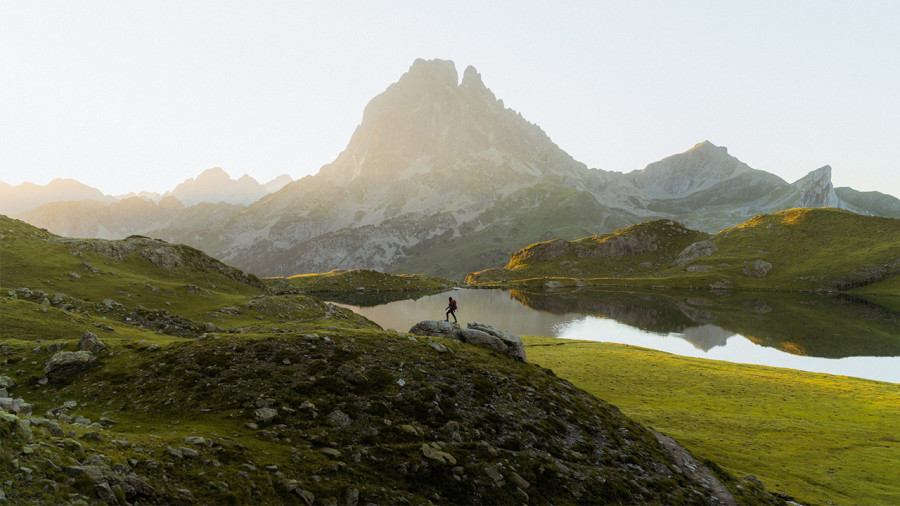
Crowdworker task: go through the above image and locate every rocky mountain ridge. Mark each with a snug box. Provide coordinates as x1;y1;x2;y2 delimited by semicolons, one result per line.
10;59;900;278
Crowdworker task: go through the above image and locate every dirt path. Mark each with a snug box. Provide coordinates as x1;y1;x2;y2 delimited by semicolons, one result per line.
653;430;737;505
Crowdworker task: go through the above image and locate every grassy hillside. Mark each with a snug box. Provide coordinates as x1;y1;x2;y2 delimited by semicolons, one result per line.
522;336;900;506
468;208;900;294
1;216;769;504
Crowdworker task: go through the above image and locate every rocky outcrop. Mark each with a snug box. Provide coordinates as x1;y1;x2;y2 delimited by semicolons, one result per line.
671;240;718;267
408;320;526;361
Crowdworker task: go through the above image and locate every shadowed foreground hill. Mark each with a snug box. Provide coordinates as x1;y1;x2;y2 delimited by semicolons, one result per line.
469;208;900;294
0;215;778;504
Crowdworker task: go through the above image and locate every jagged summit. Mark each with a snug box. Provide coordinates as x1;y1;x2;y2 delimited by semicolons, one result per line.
791;165;841;208
317;59;583;186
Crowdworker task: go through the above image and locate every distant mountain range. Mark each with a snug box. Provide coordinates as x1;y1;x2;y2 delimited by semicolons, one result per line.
0;169;292;215
8;59;900;278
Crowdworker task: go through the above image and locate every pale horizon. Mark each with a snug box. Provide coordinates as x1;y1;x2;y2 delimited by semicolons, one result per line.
2;1;899;197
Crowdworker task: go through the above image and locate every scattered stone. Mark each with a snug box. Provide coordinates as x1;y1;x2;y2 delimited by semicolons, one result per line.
0;376;17;389
81;431;103;441
30;418;65;437
205;322;216;332
146;343;161;352
421;443;456;465
328;410;351;427
94;482;117;504
344;487;359;506
321;448;341;459
428;342;450;353
0;397;32;415
484;465;504;484
183;436;211;447
164;447;183;459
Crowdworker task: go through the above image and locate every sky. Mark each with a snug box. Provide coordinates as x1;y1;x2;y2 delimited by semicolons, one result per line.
1;1;899;197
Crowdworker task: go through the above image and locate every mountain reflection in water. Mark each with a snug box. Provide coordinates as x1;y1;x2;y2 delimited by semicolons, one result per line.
331;288;900;383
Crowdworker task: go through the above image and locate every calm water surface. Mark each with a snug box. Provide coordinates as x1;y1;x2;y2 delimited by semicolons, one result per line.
334;288;900;384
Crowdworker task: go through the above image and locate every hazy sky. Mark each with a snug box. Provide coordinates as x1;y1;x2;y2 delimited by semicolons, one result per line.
2;1;899;197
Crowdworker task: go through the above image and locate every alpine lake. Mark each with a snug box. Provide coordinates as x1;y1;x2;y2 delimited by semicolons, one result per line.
328;287;900;384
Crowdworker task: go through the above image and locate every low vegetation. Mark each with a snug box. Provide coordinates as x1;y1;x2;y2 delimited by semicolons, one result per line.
468;208;900;295
522;336;900;505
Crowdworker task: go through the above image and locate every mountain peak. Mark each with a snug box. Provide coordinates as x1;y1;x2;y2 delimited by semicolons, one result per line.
196;167;231;181
460;65;483;88
792;165;839;208
402;58;459;88
687;140;727;155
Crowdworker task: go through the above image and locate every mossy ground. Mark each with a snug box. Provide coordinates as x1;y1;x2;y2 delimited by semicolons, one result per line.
522;335;900;505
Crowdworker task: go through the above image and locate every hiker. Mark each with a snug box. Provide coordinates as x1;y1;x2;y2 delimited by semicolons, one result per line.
445;296;458;323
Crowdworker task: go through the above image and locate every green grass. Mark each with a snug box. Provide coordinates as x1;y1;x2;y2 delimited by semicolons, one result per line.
522;335;900;505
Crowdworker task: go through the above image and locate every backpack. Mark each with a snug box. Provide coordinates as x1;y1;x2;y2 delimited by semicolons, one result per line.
451;299;458;311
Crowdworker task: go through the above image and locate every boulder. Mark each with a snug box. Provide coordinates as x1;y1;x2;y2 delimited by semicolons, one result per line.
408;321;526;361
254;407;278;425
45;351;96;381
464;322;527;362
78;330;106;354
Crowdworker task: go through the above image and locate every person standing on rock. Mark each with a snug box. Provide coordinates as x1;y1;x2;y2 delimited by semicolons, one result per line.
445;296;458;323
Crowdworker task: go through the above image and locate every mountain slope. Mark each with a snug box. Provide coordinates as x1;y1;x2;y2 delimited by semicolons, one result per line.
0;215;772;504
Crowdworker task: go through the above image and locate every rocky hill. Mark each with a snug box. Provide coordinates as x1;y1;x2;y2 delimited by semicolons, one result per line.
0;215;782;504
468;208;900;294
12;59;900;280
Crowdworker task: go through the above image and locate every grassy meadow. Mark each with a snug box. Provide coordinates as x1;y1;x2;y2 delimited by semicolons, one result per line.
522;335;900;505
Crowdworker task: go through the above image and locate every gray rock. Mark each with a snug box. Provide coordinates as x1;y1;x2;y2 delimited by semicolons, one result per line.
742;259;773;278
205;322;216;332
328;409;351;427
464;322;526;361
428;341;451;353
254;407;278;425
44;351;96;381
0;397;33;415
686;265;713;272
183;436;211;447
78;331;106;354
0;375;15;389
670;240;718;267
408;319;458;338
30;417;65;437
